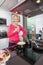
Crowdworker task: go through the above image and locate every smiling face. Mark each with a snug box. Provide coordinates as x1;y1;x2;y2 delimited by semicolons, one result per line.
13;15;20;25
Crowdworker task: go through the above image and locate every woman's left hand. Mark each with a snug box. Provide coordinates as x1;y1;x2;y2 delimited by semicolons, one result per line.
19;35;23;41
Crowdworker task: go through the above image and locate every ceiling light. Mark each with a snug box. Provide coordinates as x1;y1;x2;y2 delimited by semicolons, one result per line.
36;0;41;4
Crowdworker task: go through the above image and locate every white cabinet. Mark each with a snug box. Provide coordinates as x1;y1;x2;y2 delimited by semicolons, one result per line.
0;38;9;50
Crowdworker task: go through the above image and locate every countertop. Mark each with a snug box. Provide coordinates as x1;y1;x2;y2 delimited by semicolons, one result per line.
6;55;30;65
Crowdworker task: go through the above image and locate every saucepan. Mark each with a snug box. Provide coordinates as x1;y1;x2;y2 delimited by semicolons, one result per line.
17;41;26;53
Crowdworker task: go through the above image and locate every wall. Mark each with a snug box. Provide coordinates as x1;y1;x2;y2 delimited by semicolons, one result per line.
27;16;36;34
27;14;43;34
0;8;12;32
0;8;11;49
0;8;11;26
19;14;23;26
35;14;43;34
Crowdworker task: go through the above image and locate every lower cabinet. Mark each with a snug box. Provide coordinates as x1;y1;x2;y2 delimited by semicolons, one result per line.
0;38;9;49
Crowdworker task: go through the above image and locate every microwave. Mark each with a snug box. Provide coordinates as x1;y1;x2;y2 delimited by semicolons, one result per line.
0;18;6;25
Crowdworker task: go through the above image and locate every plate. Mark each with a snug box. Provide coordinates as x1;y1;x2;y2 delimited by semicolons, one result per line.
0;50;10;63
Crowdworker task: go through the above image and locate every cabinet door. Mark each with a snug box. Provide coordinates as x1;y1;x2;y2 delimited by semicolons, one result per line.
0;38;9;49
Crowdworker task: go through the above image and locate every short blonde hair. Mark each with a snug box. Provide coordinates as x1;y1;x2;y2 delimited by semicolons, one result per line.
12;14;20;22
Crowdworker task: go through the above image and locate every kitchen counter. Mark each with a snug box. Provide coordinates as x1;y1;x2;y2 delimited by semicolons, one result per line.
6;49;43;65
7;54;30;65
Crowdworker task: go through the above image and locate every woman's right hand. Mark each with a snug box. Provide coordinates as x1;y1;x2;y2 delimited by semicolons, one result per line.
13;28;18;32
13;26;19;32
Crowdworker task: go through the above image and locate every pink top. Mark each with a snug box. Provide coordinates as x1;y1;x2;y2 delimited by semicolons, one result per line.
7;24;27;43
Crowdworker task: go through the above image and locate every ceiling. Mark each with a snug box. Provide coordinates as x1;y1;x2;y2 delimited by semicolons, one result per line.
0;0;26;11
10;0;43;17
0;0;43;17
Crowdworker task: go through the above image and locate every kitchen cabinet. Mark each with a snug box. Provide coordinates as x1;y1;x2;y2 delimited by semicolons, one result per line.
0;38;9;49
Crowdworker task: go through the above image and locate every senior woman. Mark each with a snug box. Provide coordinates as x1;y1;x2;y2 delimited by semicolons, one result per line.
7;14;27;50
